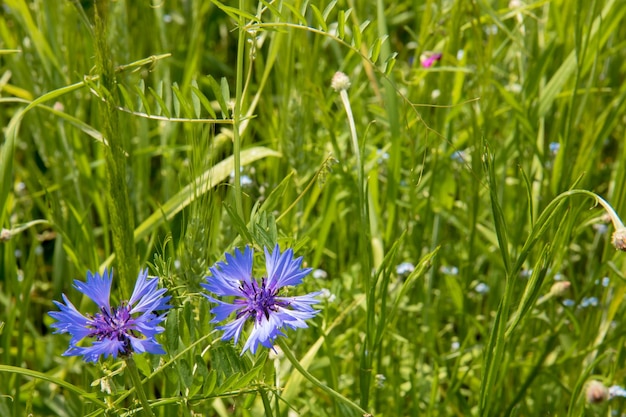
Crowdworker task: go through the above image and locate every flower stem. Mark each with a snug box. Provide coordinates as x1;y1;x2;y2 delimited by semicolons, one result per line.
338;89;362;184
276;338;371;416
124;356;156;417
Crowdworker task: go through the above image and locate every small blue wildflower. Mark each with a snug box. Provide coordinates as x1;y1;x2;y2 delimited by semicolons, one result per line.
240;175;253;187
49;269;171;363
580;297;599;308
549;142;560;156
562;299;575;307
396;262;415;276
319;288;336;303
451;150;466;163
520;269;533;278
475;282;490;294
609;385;626;399
593;223;608;234
376;149;390;164
484;24;498;35
602;276;610;287
375;374;386;389
440;265;459;276
312;268;328;280
202;245;320;354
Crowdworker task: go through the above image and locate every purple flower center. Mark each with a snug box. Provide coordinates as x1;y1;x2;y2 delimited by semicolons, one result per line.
237;278;289;322
88;303;136;354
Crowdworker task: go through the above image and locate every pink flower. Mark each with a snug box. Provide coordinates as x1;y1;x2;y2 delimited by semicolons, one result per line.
420;52;443;68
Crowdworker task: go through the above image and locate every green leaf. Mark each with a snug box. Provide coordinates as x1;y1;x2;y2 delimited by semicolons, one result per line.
165;308;179;353
322;0;337;21
117;83;135;112
190;79;201;118
310;5;328;31
207;74;229;118
219;77;231;117
134;79;151;114
149;85;171;118
178;358;193;388
191;85;217;119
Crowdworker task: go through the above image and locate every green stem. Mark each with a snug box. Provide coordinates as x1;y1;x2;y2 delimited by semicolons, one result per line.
232;0;246;220
338;79;372;411
124;356;156;417
276;338;371;416
94;0;137;295
339;90;362;187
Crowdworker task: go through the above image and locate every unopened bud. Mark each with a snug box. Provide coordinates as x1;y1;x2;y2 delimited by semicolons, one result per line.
0;228;11;242
549;281;571;297
586;380;609;404
331;71;351;91
612;227;626;251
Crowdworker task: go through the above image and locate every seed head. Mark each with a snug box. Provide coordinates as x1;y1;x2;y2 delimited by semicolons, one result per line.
612;227;626;251
331;71;351;91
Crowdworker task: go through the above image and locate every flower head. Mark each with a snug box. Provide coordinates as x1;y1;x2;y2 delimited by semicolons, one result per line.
49;269;171;363
586;380;609;404
202;245;320;354
612;227;626;251
420;52;443;68
331;71;351;91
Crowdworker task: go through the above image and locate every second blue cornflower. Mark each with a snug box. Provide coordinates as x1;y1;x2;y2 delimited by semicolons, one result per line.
202;245;320;354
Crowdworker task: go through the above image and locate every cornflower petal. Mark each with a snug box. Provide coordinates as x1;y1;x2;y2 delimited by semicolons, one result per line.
73;269;113;314
75;339;125;363
49;295;93;343
276;292;322;312
203;295;244;323
129;336;166;355
203;247;253;296
129;269;171;314
264;245;313;288
218;315;249;345
243;314;284;354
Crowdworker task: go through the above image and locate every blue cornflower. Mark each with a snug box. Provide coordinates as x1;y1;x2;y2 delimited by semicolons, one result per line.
49;269;171;363
202;245;320;354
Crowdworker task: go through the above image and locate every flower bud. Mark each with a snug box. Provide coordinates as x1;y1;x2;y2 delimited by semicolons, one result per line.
331;71;351;91
586;380;609;404
549;281;571;297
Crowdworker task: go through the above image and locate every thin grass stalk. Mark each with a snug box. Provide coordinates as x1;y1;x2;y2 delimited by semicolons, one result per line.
124;356;156;417
277;338;371;416
375;0;401;245
94;0;136;295
232;0;247;220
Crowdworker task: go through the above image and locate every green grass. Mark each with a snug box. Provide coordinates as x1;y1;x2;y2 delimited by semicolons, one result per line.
2;0;626;416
